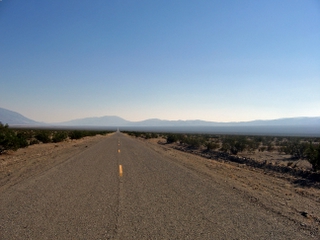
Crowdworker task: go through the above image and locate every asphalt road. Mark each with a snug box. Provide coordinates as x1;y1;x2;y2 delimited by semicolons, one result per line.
0;132;309;239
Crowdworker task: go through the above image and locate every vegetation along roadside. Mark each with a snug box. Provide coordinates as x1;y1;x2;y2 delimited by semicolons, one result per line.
0;122;111;154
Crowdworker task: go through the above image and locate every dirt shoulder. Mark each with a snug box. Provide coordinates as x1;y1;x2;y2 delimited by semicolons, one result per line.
141;137;320;238
0;133;113;192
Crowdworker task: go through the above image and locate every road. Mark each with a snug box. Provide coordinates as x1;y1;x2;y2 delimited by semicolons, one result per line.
0;132;310;239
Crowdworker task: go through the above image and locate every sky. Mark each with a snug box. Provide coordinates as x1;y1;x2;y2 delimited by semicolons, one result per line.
0;0;319;123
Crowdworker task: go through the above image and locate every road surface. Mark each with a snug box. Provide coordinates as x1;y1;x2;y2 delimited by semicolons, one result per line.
0;132;310;239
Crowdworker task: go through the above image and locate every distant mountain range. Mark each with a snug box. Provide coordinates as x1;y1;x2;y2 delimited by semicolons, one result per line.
1;107;320;136
0;107;40;125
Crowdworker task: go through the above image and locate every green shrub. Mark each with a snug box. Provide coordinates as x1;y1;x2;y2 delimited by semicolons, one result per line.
220;136;247;155
205;141;219;151
52;131;68;143
35;131;51;143
16;132;28;148
144;133;152;139
166;134;178;144
306;143;320;171
186;138;202;149
246;139;260;153
0;123;28;153
150;133;158;138
69;130;84;140
281;141;308;159
134;132;142;137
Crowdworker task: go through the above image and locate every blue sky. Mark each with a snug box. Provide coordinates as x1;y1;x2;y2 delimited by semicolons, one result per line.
0;0;319;123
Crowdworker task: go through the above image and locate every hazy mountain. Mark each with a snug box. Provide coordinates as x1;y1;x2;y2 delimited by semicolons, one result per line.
57;116;320;136
0;107;41;125
234;117;320;126
1;107;320;136
125;117;320;127
58;117;217;127
58;116;130;126
1;106;320;127
133;119;215;127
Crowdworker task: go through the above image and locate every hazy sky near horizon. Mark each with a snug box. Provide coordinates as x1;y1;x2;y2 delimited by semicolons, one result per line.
0;0;319;123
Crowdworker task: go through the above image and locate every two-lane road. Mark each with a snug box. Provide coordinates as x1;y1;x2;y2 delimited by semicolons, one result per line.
0;132;309;239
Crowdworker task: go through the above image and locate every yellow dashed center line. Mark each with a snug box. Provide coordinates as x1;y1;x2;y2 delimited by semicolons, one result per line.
119;165;123;177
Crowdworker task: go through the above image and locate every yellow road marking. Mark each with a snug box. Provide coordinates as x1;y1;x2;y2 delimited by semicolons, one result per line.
118;149;120;153
119;165;123;177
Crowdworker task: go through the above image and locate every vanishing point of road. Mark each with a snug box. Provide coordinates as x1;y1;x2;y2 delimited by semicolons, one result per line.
0;132;309;239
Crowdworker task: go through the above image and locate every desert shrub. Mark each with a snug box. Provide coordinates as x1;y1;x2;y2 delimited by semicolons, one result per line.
30;139;40;145
259;146;266;152
0;123;28;153
86;131;99;137
18;130;34;139
16;132;28;148
220;139;231;153
69;130;85;140
0;125;111;152
68;130;106;140
124;131;159;139
278;143;287;154
280;141;308;159
220;136;247;155
134;132;142;137
166;134;179;144
144;133;151;139
205;141;219;151
267;143;274;152
150;133;158;138
236;136;248;151
124;131;135;136
187;138;202;149
253;136;263;143
126;131;142;137
306;143;320;171
35;131;51;143
246;139;260;153
0;125;18;152
52;131;68;143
